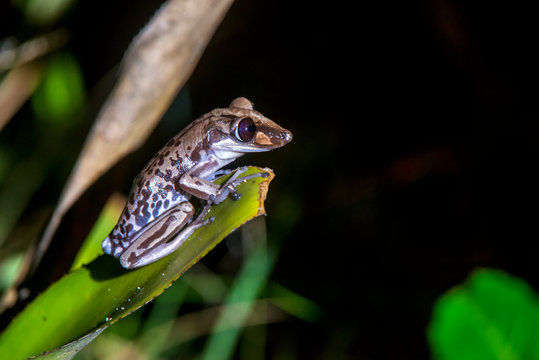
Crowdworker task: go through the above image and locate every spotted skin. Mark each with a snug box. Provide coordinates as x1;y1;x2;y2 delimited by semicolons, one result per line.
102;97;293;268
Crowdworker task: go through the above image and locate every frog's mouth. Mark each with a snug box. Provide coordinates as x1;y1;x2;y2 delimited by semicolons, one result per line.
212;140;270;161
214;133;290;155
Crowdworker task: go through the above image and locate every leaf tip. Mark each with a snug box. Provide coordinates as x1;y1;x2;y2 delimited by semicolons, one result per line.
256;167;275;216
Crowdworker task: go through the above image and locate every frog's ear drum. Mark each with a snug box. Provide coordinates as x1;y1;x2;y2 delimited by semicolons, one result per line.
229;97;254;110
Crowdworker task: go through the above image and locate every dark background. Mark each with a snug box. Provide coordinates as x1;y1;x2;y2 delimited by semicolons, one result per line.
2;0;539;358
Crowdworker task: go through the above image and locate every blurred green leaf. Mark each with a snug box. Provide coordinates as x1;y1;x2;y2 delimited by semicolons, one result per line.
71;194;125;271
0;167;273;359
137;280;188;358
201;218;275;360
269;282;323;323
0;158;46;247
31;52;85;125
429;268;539;360
182;271;228;304
16;0;75;25
0;253;24;292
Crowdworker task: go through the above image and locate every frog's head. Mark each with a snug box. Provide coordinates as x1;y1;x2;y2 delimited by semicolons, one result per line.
208;97;292;160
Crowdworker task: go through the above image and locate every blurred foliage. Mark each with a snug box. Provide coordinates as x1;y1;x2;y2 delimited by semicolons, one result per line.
12;0;75;26
31;52;85;126
70;193;124;271
201;232;275;360
0;50;85;267
0;253;23;292
0;1;314;357
0;168;281;359
429;268;539;360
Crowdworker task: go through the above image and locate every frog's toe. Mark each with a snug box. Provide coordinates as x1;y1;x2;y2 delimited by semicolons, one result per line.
231;191;241;200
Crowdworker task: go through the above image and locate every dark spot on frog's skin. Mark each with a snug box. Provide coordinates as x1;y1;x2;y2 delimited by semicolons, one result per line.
195;180;202;186
187;146;192;151
175;139;182;146
134;189;152;227
155;169;173;182
110;216;134;240
164;184;174;192
164;199;169;209
125;223;134;237
152;200;163;218
157;150;171;166
151;202;155;209
170;154;183;167
135;175;145;190
152;194;159;202
158;188;167;199
129;192;136;205
155;169;181;190
162;184;184;202
191;145;205;162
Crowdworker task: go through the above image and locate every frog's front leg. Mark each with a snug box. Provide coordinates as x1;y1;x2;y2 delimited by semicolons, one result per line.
179;164;269;205
211;167;270;203
119;201;213;269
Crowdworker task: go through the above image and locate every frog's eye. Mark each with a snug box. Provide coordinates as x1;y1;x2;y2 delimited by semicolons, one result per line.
235;117;256;142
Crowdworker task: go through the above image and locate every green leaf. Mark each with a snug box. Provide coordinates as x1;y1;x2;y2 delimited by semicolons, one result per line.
0;167;274;360
33;329;104;360
428;268;539;360
70;194;125;271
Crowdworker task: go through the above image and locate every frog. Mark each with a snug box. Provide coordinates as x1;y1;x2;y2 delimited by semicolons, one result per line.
102;97;292;268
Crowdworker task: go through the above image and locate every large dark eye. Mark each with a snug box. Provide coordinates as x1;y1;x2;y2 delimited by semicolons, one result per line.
235;117;256;142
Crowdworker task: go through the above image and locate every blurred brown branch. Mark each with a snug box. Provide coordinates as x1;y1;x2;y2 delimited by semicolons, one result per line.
0;29;68;71
32;0;235;273
0;63;41;131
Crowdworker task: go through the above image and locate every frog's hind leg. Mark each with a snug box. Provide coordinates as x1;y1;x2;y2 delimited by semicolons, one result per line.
119;202;213;269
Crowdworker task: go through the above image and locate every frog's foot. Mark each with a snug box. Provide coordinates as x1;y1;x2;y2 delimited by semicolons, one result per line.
213;167;269;204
